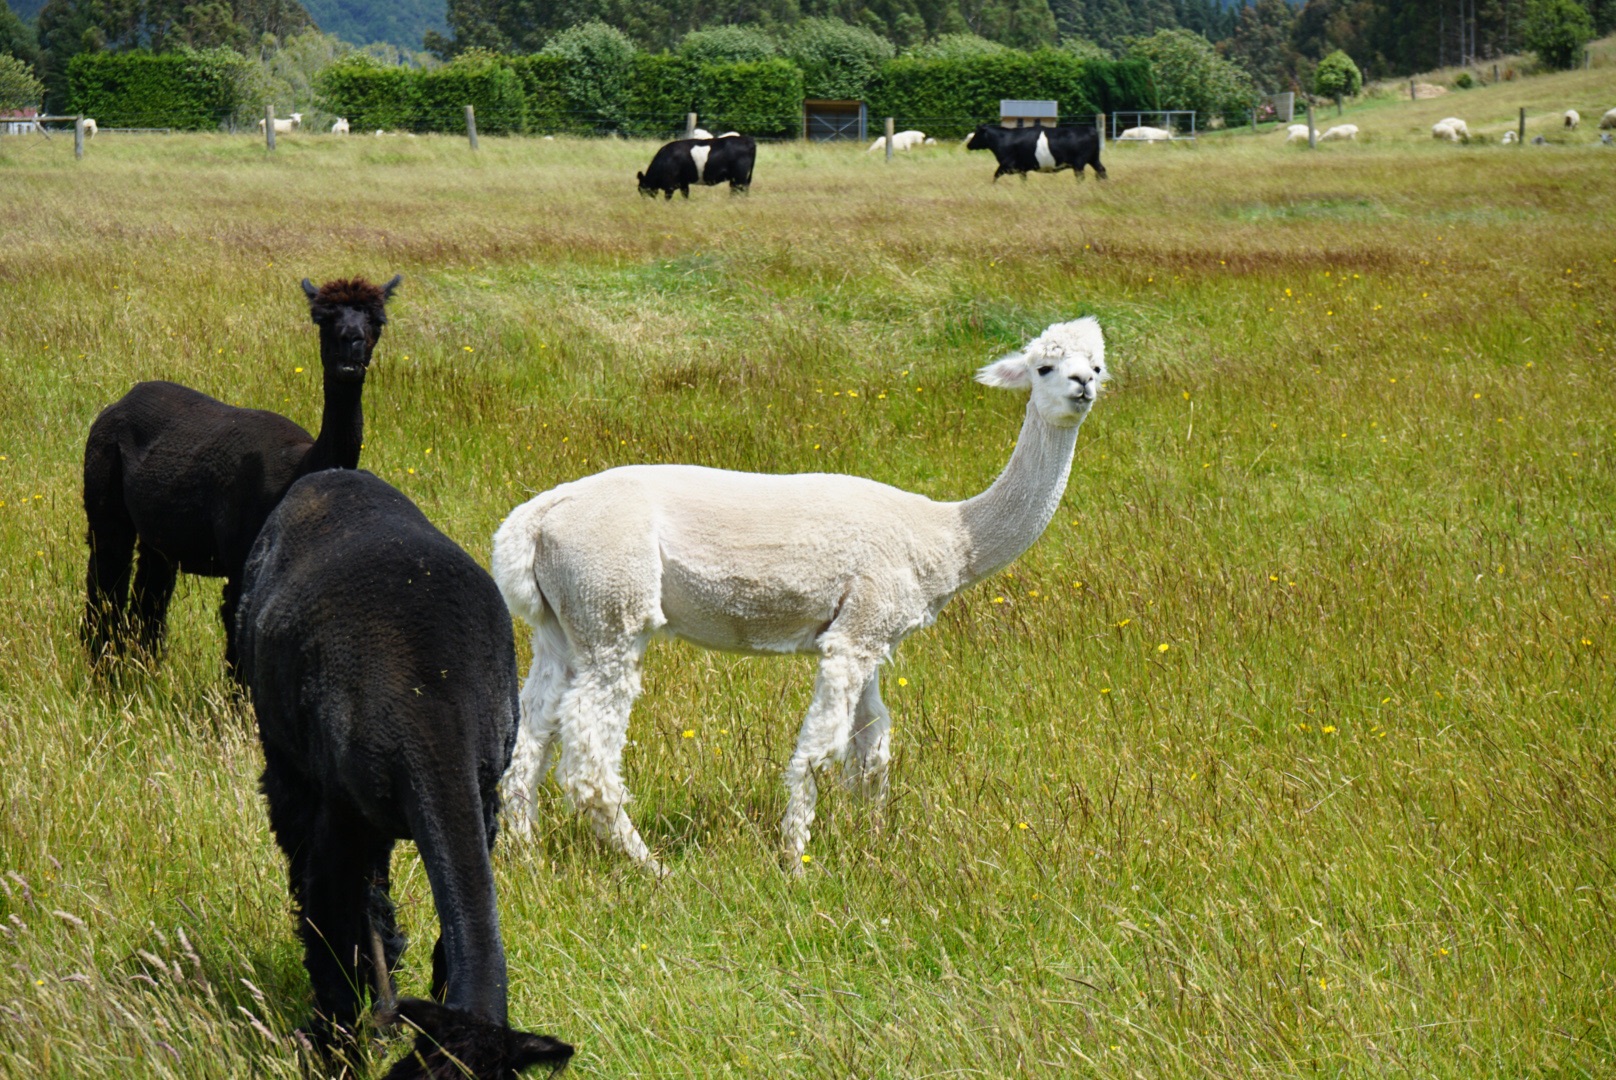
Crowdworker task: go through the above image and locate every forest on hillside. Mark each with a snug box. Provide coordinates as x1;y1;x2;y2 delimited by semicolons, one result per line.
4;0;1613;115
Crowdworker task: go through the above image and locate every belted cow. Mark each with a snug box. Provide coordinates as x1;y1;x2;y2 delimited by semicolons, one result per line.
637;135;756;199
964;124;1106;183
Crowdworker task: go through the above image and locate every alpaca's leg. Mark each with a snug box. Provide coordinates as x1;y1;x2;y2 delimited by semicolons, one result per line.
846;673;893;806
364;846;404;1006
499;638;571;840
220;577;245;681
129;542;177;657
82;446;135;660
299;805;391;1041
83;520;135;660
554;643;661;872
781;639;880;872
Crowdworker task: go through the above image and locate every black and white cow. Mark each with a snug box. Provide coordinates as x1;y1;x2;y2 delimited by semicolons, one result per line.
637;135;756;199
964;124;1107;183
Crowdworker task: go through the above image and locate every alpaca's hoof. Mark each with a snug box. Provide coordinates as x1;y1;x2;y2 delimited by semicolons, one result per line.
641;857;671;880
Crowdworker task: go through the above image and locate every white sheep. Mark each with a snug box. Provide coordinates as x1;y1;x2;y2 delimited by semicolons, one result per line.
1564;109;1580;129
868;129;927;153
690;127;713;139
719;131;741;137
1285;123;1311;143
1602;108;1616;130
1435;116;1468;139
1320;124;1358;141
1432;121;1462;142
331;117;349;135
1117;125;1172;141
1502;130;1518;144
493;318;1110;875
257;112;303;136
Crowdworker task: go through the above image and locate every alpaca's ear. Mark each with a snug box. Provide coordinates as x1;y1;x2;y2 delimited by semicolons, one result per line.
300;278;318;300
381;274;403;300
976;351;1032;389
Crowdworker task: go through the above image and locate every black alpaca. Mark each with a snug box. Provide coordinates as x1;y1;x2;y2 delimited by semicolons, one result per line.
81;274;401;672
236;469;572;1080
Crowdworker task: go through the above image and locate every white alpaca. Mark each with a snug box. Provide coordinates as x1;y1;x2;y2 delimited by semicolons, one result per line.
492;318;1109;874
1320;124;1358;141
1285;123;1311;143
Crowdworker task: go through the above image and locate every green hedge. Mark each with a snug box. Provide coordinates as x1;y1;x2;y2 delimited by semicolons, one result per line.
66;49;248;130
310;50;1155;141
416;59;526;134
505;55;572;132
625;54;696;138
314;58;417;131
696;59;802;139
316;55;526;134
867;53;1156;138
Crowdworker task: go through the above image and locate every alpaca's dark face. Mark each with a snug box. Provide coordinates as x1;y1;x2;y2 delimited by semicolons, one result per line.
301;275;402;384
319;304;382;383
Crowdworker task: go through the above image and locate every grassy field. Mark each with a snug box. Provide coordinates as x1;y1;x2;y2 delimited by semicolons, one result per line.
1;68;1614;1078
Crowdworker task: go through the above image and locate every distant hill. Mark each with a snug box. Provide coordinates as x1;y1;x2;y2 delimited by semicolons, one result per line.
299;0;445;49
3;0;445;50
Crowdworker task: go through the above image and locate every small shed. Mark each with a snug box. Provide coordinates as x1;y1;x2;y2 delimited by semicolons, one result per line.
1000;100;1058;128
803;100;867;142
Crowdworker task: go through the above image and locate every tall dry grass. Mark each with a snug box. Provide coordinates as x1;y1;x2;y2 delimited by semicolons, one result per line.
0;107;1613;1077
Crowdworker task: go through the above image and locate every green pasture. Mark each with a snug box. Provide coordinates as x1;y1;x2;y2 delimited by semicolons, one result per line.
0;98;1613;1078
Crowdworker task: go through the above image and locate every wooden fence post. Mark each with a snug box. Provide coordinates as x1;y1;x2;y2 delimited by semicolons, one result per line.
1306;104;1316;149
885;116;894;161
1518;107;1526;144
465;105;478;150
1097;112;1105;144
1409;80;1416;102
264;105;275;151
685;112;698;138
74;115;84;160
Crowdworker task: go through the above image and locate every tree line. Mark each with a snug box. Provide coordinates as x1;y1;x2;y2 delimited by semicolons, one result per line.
3;0;1610;116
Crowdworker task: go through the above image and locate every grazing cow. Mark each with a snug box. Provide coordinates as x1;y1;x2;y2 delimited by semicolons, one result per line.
637;135;756;199
964;124;1106;182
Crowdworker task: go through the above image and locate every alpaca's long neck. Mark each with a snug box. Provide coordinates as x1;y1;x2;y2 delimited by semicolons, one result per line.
957;403;1082;586
299;374;365;476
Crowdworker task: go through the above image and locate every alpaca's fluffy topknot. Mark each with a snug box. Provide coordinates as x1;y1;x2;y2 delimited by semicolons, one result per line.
312;277;387;315
303;274;401;325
